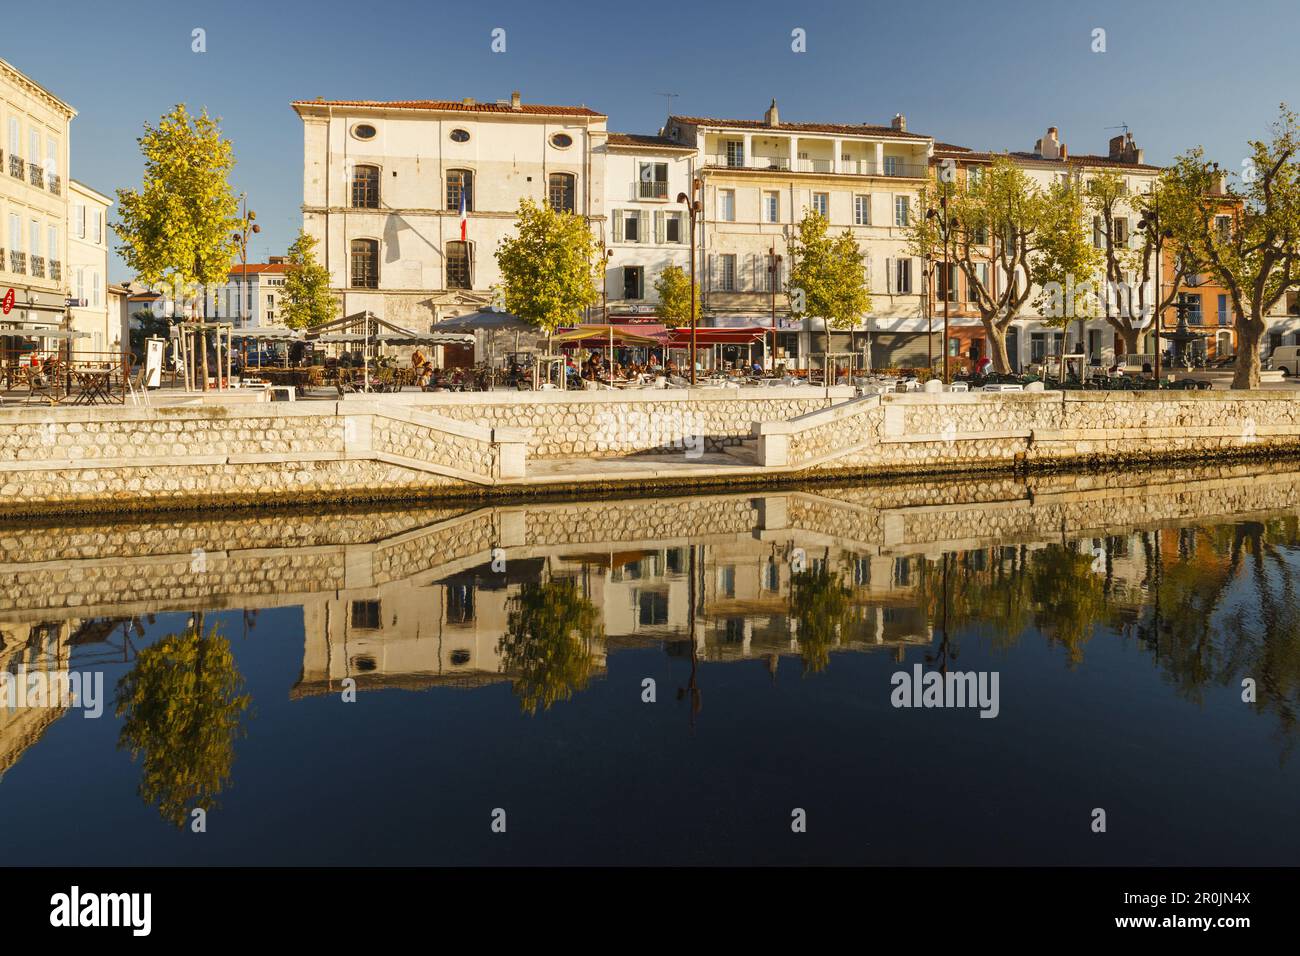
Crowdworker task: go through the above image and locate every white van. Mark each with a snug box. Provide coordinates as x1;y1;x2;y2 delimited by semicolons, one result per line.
1269;345;1300;376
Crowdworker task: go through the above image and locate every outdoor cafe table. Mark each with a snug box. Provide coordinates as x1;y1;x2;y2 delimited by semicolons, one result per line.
71;368;116;405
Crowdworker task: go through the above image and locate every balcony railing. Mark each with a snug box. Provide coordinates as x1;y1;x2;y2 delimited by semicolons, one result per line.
49;260;61;281
48;173;61;195
28;163;43;188
10;252;25;274
9;154;23;179
706;155;927;178
637;180;669;199
30;255;45;278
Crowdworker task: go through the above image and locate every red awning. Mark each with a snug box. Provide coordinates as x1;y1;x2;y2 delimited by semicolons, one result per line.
666;327;769;346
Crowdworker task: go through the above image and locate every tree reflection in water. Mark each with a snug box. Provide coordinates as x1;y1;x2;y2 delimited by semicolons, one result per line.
499;577;604;716
114;613;251;828
788;555;853;675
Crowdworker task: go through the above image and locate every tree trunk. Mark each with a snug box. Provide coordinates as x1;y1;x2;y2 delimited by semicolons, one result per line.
985;320;1011;374
1118;326;1140;361
1232;314;1265;390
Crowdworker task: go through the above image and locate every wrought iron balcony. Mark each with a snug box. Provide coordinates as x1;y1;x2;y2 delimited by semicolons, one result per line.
48;173;61;195
30;255;45;278
637;180;669;199
28;163;43;188
49;260;61;281
9;154;24;179
10;252;25;273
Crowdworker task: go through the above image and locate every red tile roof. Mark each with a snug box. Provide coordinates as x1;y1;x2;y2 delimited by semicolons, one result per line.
670;114;928;140
230;263;291;275
606;132;694;150
291;99;605;118
933;142;1162;172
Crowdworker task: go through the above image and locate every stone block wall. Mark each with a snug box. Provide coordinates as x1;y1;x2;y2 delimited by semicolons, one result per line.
356;387;854;458
763;390;1300;475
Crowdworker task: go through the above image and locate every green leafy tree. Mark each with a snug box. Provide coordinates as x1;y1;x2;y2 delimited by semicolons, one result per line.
280;230;339;330
786;210;871;361
114;104;244;304
1035;179;1103;379
498;577;603;715
115;616;251;828
496;198;601;333
907;158;1047;373
652;264;698;328
1166;105;1300;388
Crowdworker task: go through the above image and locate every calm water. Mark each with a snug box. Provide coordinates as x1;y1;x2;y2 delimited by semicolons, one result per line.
2;465;1299;866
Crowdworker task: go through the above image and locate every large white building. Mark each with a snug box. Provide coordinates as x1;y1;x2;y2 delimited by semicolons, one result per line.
292;92;607;331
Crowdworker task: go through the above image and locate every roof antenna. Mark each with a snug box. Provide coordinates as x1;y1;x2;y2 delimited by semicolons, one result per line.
657;92;679;115
1104;123;1130;136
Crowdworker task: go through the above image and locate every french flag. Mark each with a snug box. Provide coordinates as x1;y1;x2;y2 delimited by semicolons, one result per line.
459;189;468;241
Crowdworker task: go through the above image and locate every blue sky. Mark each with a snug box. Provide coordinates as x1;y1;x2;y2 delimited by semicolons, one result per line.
6;0;1296;281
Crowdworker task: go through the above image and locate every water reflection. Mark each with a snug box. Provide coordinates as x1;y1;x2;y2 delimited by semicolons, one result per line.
114;612;251;827
3;461;1300;835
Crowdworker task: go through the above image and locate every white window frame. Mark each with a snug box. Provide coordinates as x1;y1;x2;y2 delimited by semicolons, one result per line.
854;194;871;226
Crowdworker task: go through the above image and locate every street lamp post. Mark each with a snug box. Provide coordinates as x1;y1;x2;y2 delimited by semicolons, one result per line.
677;178;702;385
927;195;956;384
768;245;783;373
231;195;260;379
1137;204;1170;386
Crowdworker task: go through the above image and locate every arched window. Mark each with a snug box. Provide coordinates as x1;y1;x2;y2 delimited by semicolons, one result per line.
446;169;473;212
351;164;379;208
446;241;472;290
350;239;379;289
548;173;575;213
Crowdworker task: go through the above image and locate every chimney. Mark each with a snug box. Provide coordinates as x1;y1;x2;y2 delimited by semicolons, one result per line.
765;98;780;127
1108;131;1143;164
891;112;906;133
1035;126;1063;160
268;256;286;265
510;90;522;110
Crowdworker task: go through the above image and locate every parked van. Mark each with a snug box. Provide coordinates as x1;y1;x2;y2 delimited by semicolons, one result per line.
1268;345;1300;376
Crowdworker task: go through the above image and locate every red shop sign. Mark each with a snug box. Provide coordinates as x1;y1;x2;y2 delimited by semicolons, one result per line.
1;288;14;315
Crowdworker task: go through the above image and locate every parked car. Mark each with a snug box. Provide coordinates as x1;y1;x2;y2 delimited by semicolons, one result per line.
1267;345;1300;376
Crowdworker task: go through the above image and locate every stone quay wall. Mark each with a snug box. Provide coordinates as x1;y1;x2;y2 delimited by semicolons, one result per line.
0;401;527;515
347;386;854;458
760;390;1300;475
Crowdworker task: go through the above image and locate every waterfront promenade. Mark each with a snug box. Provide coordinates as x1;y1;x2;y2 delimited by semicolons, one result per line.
5;386;1300;515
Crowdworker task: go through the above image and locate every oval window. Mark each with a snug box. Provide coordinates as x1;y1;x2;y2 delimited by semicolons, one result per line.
352;123;377;141
450;649;471;666
450;128;470;143
550;132;573;149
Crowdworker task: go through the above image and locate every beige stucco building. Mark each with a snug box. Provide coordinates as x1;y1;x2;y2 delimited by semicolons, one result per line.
0;56;73;340
66;179;113;356
664;101;934;367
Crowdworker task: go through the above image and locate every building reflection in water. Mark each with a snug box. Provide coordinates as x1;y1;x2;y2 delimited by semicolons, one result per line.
2;465;1299;778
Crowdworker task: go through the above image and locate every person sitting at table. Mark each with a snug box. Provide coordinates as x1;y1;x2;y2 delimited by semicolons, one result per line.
415;360;435;388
